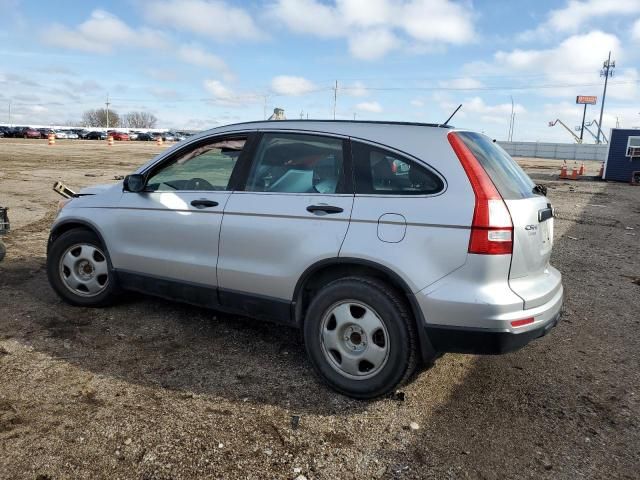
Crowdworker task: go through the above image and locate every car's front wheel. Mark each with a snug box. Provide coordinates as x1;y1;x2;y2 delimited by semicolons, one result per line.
47;229;118;307
303;277;418;399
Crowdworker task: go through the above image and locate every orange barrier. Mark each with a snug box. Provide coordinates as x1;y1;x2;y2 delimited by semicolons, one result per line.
599;162;604;178
156;136;163;146
578;161;585;176
107;135;114;146
570;163;579;180
559;161;568;179
48;133;55;146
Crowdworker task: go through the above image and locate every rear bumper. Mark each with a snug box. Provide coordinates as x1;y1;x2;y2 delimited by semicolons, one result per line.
426;308;561;354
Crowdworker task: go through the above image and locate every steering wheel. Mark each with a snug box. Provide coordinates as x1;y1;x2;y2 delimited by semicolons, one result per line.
185;177;215;190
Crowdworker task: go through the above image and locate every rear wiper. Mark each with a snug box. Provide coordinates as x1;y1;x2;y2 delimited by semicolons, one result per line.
532;184;547;196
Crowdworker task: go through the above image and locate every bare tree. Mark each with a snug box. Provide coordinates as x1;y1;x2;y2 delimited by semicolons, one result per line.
81;108;120;128
123;111;158;128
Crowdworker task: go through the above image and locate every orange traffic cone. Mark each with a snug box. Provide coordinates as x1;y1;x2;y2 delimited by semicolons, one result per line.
598;162;604;178
559;161;568;179
48;133;55;146
156;136;163;146
578;161;585;176
570;162;579;180
107;135;114;146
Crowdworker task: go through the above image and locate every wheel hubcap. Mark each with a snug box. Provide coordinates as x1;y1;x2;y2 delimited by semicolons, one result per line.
320;300;390;380
59;243;109;297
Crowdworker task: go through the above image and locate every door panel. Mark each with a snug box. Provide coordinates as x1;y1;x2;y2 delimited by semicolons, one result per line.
218;192;353;300
107;134;250;289
109;191;229;286
218;131;353;303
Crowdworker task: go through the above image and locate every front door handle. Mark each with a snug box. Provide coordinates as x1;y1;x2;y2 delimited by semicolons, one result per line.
191;199;219;208
307;205;344;214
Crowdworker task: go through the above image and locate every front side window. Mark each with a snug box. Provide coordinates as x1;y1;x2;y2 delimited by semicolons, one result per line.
146;137;246;192
245;133;345;194
352;141;444;195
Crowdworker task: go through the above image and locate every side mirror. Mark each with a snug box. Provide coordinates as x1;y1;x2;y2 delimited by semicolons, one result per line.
123;174;146;193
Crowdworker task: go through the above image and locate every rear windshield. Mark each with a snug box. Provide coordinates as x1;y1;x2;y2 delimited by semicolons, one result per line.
456;132;535;199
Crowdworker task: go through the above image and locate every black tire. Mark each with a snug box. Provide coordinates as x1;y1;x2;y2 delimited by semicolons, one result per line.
303;276;418;399
47;228;118;307
0;240;6;262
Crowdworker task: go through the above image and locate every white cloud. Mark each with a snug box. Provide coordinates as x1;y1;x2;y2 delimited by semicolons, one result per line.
356;101;383;113
269;0;345;38
494;31;621;87
465;97;526;115
343;81;369;97
633;18;640;40
269;0;476;60
145;0;264;41
546;0;640;33
178;44;233;81
410;99;425;107
41;10;167;53
519;0;640;41
204;80;234;101
348;28;399;60
271;76;317;96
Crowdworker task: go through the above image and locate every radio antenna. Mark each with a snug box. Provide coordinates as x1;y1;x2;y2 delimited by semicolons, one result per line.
441;104;462;127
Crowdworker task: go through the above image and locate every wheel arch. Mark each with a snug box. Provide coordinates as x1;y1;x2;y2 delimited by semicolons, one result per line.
48;218;108;254
293;257;436;364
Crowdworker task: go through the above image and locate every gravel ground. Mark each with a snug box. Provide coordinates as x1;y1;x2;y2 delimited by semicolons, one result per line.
0;139;638;479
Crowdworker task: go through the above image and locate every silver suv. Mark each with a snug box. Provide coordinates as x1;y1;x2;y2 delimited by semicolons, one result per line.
46;121;563;398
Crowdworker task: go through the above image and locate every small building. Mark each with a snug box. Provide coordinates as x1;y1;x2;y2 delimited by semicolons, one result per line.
268;108;286;121
604;128;640;183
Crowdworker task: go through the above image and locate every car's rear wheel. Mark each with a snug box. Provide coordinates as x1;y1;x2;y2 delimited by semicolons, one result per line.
303;277;418;399
47;229;118;307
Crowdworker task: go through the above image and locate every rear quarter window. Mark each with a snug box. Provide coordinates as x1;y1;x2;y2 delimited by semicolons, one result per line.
456;132;535;199
352;141;444;195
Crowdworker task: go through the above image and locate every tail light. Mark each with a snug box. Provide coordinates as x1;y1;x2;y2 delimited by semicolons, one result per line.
448;132;513;255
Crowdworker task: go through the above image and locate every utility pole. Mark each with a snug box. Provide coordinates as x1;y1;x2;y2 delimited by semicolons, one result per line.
105;93;110;130
508;96;514;141
579;103;587;142
8;101;11;127
333;80;338;120
263;95;268;120
597;51;615;144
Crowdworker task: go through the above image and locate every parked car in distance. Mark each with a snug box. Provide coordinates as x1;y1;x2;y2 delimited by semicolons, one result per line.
128;131;139;141
85;131;107;140
108;131;130;141
136;132;155;141
63;131;79;140
22;127;41;139
46;120;563;399
53;130;68;139
163;132;176;142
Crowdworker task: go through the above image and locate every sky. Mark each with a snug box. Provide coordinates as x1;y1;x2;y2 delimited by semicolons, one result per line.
1;0;639;141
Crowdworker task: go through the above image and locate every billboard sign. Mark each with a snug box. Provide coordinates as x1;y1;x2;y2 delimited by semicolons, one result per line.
576;95;597;105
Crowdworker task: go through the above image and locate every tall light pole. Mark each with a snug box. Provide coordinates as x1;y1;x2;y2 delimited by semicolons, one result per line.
105;93;110;130
8;101;11;127
333;80;338;120
597;51;615;144
508;96;515;141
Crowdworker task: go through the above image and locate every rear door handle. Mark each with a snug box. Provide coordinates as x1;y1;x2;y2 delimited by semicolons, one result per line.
307;205;344;214
191;199;219;208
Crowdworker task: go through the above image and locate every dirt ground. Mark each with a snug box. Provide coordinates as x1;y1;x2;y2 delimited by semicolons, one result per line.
0;138;638;479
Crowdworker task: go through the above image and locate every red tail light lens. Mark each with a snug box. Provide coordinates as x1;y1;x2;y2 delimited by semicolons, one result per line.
448;132;513;255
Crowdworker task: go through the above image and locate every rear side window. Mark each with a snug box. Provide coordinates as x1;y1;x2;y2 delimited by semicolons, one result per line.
352;142;444;195
245;133;345;194
456;132;535;199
